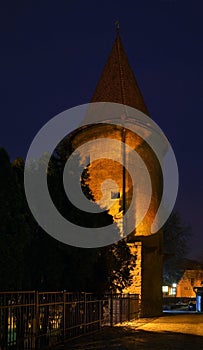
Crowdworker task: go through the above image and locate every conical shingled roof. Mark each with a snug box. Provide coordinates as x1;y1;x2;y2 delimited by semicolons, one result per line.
91;34;149;115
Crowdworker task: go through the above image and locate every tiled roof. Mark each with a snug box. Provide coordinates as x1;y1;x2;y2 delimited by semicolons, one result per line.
178;258;203;270
91;34;149;115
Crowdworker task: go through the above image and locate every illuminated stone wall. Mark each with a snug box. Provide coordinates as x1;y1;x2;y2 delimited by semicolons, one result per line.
123;242;142;296
71;124;163;236
69;123;163;317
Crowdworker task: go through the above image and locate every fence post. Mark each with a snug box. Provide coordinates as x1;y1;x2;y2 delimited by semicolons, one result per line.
1;294;8;350
34;291;39;349
84;293;87;334
110;293;113;327
128;293;130;321
120;295;122;324
63;291;66;343
99;299;102;329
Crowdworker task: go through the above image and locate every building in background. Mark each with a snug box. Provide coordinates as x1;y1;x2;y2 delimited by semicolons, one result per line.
162;259;203;298
177;260;203;298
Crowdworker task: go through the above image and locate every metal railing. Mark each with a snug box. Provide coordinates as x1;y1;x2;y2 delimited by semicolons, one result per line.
0;291;139;349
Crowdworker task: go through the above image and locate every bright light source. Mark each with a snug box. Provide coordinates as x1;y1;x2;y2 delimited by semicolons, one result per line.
172;283;177;288
169;287;176;296
162;286;168;292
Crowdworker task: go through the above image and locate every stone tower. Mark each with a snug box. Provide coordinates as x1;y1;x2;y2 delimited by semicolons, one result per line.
69;33;163;317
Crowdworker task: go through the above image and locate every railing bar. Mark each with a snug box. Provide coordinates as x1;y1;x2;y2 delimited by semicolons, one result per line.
38;301;63;306
0;303;35;309
0;291;35;294
38;291;63;295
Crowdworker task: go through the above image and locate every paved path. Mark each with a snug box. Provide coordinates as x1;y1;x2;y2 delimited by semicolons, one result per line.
55;312;203;349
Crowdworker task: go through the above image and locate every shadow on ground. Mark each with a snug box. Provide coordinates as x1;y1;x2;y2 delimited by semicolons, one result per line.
54;326;203;350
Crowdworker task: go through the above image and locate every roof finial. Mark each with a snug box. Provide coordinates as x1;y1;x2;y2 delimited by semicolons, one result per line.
115;20;120;34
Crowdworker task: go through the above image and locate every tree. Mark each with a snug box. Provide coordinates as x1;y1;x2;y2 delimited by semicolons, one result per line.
46;151;135;294
0;147;135;293
163;211;192;285
0;149;29;290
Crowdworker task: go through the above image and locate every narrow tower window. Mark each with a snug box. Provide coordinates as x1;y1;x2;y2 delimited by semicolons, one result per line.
111;191;120;199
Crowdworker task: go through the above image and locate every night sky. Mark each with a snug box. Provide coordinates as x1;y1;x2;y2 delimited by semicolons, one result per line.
0;1;202;258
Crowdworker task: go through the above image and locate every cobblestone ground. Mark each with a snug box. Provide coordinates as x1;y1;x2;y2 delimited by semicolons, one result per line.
54;312;203;350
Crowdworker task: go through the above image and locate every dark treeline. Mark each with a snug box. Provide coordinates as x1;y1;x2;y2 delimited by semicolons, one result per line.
0;146;192;292
0;148;135;293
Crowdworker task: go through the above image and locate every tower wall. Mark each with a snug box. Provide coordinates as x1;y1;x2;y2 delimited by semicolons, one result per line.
123;242;142;297
68;123;163;317
140;232;163;317
124;234;163;318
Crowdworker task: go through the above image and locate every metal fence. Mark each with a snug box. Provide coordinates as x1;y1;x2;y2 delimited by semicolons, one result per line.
0;291;140;349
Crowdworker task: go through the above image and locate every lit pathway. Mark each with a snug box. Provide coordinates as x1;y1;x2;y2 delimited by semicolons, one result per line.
55;312;203;349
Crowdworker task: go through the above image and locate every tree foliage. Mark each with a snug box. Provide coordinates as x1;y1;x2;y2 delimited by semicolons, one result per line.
0;149;30;290
163;211;192;284
0;148;135;293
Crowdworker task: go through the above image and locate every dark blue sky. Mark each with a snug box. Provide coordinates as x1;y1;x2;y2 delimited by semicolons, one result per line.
0;1;202;258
